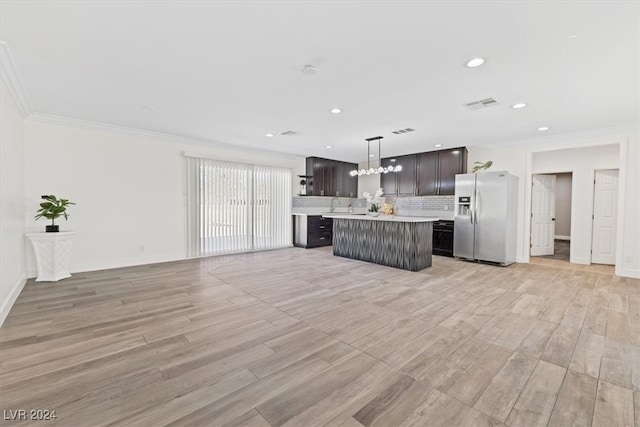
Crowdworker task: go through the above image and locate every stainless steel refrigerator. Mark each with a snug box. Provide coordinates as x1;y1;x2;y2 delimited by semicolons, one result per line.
453;171;518;265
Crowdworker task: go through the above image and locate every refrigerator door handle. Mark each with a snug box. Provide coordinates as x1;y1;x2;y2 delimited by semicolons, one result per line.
475;190;479;224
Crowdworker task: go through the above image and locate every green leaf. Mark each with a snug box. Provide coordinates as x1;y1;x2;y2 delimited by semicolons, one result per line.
34;194;75;223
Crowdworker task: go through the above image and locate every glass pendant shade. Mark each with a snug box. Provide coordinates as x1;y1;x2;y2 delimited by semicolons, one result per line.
349;136;402;176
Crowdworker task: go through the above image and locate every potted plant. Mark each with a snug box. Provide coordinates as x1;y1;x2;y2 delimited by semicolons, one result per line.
34;194;75;232
299;179;307;195
472;160;493;173
363;188;384;216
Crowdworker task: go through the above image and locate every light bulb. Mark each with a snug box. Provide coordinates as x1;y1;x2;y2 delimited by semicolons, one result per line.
395;165;403;172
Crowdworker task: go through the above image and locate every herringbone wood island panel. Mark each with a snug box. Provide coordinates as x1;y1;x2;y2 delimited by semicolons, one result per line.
0;247;637;426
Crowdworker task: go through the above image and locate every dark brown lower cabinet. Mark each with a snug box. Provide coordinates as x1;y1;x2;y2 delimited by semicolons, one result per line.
293;215;333;248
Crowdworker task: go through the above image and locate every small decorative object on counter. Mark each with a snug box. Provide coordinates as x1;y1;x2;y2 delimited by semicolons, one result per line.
363;188;383;217
382;203;394;216
299;179;307;195
34;194;75;232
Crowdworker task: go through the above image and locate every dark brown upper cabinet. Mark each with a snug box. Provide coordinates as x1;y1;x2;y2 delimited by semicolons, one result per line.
381;147;467;197
380;158;397;196
417;151;439;196
380;155;417;196
437;148;467;195
397;155;417;196
305;157;358;197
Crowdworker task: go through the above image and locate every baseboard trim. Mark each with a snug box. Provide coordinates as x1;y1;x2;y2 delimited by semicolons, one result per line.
0;274;27;327
570;256;590;265
616;267;640;279
72;254;186;275
554;235;570;241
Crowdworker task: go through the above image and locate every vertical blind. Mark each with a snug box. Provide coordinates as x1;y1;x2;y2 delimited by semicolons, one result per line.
186;155;292;257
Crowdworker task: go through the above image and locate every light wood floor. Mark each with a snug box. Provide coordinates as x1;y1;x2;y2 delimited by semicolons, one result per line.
1;247;638;426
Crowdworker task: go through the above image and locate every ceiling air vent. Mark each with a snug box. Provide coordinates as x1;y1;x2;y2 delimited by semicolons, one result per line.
391;127;416;135
464;97;500;111
280;130;298;136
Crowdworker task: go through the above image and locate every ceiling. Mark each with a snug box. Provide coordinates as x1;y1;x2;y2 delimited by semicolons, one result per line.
1;1;638;163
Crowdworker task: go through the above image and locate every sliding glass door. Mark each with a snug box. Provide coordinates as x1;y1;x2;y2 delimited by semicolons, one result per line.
186;156;292;257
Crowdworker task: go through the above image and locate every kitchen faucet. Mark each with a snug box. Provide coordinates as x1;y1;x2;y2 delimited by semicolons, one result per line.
330;197;339;212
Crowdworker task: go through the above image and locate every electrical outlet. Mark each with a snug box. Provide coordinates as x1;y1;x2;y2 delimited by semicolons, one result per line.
625;255;633;263
139;245;145;252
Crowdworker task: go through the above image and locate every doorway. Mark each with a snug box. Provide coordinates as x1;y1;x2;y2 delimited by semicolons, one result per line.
530;172;573;262
592;169;619;265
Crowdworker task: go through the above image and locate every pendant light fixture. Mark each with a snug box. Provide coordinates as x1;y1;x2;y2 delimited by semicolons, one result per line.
349;136;403;176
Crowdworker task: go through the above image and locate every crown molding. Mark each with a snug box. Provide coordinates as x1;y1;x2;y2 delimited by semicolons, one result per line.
0;41;33;117
27;112;235;147
26;112;305;161
471;123;639;151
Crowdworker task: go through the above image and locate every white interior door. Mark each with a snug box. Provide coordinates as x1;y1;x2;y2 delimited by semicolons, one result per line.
531;174;556;256
592;169;618;265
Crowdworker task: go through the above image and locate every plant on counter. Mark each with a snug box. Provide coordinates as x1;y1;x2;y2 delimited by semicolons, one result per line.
363;188;384;213
34;194;75;232
472;160;493;173
299;179;307;196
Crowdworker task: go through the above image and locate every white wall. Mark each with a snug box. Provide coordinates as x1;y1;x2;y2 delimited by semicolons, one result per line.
532;145;619;265
554;173;572;238
468;126;639;278
0;78;27;326
24;119;305;275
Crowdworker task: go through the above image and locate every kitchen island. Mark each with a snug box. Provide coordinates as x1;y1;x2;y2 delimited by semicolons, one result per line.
322;214;437;271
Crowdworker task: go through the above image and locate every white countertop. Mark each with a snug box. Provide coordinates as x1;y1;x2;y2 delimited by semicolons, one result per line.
293;207;367;216
293;208;453;220
322;213;438;223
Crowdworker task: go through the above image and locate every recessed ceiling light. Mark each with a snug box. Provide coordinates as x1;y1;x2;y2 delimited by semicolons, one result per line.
434;144;442;148
369;154;375;157
325;145;333;149
511;103;527;109
568;35;577;38
330;108;342;114
465;58;485;68
141;105;156;111
265;133;274;137
537;126;549;131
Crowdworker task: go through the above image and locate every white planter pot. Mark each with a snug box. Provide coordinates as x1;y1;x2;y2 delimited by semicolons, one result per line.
26;231;78;282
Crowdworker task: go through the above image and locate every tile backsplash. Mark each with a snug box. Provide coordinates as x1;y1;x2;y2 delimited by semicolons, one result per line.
385;195;455;212
293;195;454;213
293;196;366;209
